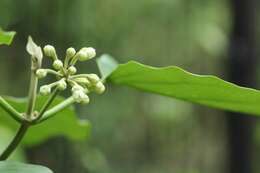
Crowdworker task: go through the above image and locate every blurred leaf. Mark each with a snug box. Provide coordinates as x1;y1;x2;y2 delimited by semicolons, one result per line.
0;161;52;173
108;61;260;116
96;54;118;80
0;28;16;45
0;96;91;146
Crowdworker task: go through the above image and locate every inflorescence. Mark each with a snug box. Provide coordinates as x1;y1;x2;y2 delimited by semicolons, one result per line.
37;45;105;104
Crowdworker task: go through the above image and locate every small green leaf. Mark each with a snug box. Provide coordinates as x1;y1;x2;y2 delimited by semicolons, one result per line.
108;61;260;116
0;161;52;173
0;96;91;146
96;54;118;80
0;28;16;45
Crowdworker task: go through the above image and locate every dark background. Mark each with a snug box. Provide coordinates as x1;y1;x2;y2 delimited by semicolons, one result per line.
1;0;260;173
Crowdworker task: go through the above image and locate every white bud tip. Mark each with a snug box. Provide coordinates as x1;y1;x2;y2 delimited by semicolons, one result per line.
95;82;105;94
57;79;67;90
53;60;63;70
78;47;96;61
43;45;56;57
36;69;47;78
68;66;77;75
74;78;90;86
66;47;76;58
87;74;100;84
71;85;85;92
72;89;90;104
40;85;51;95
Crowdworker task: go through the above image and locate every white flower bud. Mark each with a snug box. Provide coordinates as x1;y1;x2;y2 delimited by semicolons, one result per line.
66;47;76;58
87;74;100;84
72;88;90;104
43;45;56;58
76;50;88;62
74;78;90;86
68;66;77;75
36;69;47;78
78;47;96;61
53;60;63;70
40;85;51;95
57;79;67;90
71;85;85;92
80;93;90;104
94;82;105;94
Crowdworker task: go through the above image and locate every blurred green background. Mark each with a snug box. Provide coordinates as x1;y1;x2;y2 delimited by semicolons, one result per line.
0;0;259;173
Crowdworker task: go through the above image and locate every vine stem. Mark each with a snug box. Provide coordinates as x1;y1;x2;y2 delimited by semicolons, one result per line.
0;123;29;160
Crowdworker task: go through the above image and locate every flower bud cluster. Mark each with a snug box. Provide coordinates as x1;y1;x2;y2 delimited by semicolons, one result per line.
37;45;105;104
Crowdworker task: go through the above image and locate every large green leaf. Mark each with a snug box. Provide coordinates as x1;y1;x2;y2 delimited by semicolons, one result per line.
0;96;91;146
0;161;52;173
97;56;260;116
0;28;16;45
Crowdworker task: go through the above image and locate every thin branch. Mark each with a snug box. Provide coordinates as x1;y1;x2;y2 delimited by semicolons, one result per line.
0;123;29;160
34;87;60;122
36;96;75;123
0;96;24;123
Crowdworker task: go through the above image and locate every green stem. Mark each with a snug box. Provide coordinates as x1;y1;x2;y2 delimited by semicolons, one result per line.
46;69;63;76
37;96;75;123
26;70;38;118
0;96;24;123
0;123;29;160
34;88;59;122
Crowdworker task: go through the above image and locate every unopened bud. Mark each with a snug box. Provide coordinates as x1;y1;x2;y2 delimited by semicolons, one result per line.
43;45;56;59
78;47;96;61
87;74;100;84
40;85;51;95
66;47;76;59
57;79;67;90
94;82;105;94
36;69;47;78
74;78;90;86
76;50;88;62
71;85;85;92
81;94;90;104
53;60;63;70
68;66;77;75
72;88;90;104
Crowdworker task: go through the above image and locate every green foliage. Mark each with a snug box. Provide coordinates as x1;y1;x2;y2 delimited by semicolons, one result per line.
0;29;16;45
0;96;91;146
0;161;52;173
98;56;260;116
97;54;118;80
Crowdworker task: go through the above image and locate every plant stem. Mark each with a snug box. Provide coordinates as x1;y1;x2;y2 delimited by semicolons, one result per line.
26;70;38;119
0;123;29;160
37;96;75;123
34;88;59;122
0;96;24;123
